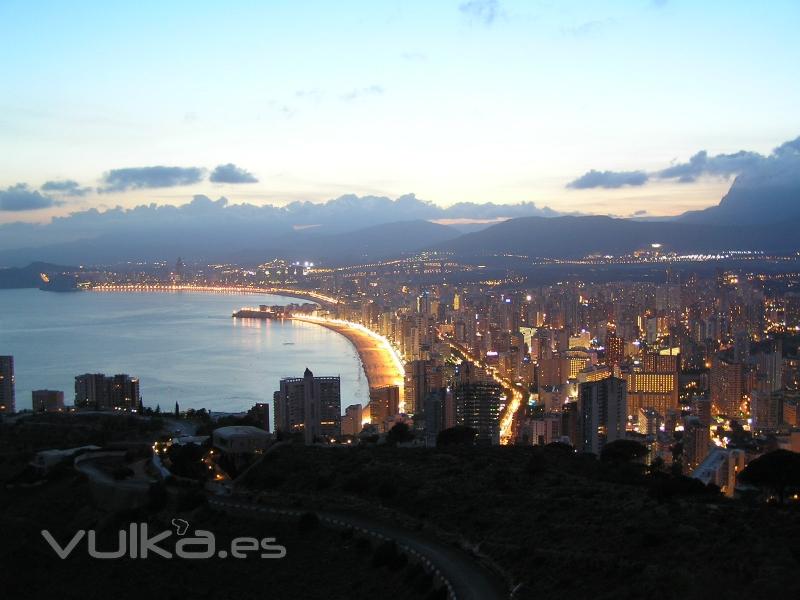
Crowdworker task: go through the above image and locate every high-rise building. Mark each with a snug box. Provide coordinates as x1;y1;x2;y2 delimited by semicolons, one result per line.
75;373;139;410
369;385;400;432
605;331;624;366
32;390;65;413
341;404;363;436
683;416;710;472
710;358;745;416
275;368;341;444
110;374;140;410
404;359;440;415
454;361;502;445
578;376;627;455
0;356;15;414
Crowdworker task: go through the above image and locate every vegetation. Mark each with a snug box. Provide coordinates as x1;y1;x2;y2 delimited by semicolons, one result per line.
739;449;800;503
241;444;800;599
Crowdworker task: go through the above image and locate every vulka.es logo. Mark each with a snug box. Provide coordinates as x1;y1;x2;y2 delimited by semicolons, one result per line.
41;522;287;560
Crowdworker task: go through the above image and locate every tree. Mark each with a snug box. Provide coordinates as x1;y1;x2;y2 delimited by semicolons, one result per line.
174;402;180;418
436;425;478;447
600;439;649;463
386;422;414;445
739;449;800;504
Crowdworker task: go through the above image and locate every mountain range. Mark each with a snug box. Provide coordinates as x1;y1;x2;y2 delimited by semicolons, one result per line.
0;165;798;267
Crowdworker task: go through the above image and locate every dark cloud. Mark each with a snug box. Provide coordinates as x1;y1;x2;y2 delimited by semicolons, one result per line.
567;169;649;189
657;149;763;183
341;85;384;101
774;135;800;157
459;0;501;25
41;179;93;197
100;166;205;192
567;135;800;189
0;184;61;211
209;163;259;184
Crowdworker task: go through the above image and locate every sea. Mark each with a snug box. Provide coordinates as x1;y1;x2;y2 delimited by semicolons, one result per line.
0;288;369;413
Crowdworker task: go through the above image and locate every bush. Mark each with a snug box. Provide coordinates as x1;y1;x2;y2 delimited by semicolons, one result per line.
437;426;477;447
297;511;320;533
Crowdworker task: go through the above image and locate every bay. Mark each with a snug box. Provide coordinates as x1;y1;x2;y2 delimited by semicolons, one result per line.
0;289;369;415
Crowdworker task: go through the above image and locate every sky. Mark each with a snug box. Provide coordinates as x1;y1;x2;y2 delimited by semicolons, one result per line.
1;0;799;224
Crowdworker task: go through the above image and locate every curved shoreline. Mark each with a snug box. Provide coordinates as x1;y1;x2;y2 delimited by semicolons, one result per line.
89;285;403;406
290;315;405;400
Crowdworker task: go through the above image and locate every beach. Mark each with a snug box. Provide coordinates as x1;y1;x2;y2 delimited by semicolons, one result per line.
290;315;405;398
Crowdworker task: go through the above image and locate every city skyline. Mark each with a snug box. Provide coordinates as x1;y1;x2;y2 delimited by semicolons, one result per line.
2;1;799;224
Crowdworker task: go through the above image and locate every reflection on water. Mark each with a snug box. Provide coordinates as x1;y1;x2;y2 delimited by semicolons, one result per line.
0;289;369;413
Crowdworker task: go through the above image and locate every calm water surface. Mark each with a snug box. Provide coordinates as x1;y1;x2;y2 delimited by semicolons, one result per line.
0;289;369;413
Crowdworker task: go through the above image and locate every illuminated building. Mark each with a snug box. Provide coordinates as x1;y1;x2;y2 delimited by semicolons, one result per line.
691;447;745;497
75;373;140;410
32;390;65;413
605;330;624;366
369;385;400;432
625;371;679;417
529;412;562;445
341;403;363;436
454;361;502;445
578;376;627;455
683;416;710;472
537;356;563;387
404;359;440;415
577;365;612;384
637;407;660;436
275;368;341;444
784;397;799;427
710;358;745;416
0;356;14;414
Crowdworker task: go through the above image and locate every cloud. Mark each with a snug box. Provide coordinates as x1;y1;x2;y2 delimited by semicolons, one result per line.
100;166;205;192
0;184;61;211
209;163;259;184
567;169;649;189
41;179;93;197
341;85;384;101
567;135;800;189
773;136;800;157
0;193;561;254
657;149;763;183
563;20;609;37
459;0;502;25
401;51;427;61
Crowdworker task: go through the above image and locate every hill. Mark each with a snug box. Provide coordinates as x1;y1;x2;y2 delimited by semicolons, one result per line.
434;214;800;258
240;443;800;599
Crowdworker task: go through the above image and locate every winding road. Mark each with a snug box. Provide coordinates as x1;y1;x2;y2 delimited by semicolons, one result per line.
208;496;508;600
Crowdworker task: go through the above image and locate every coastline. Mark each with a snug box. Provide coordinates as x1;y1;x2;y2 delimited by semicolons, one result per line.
89;283;338;307
88;285;403;408
290;315;405;401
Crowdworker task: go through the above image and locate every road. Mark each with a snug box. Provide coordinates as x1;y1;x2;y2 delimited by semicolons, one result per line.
209;496;508;600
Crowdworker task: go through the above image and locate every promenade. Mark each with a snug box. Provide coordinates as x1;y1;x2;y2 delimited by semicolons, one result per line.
290;315;405;400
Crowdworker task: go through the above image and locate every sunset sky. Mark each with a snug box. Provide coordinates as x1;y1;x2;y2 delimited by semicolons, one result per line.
1;0;799;224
